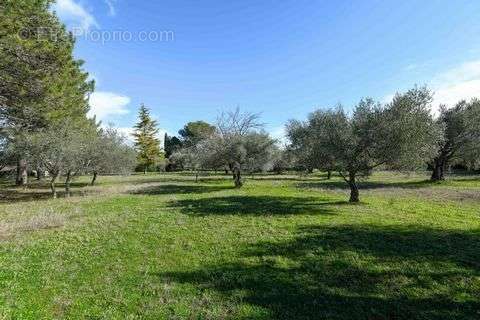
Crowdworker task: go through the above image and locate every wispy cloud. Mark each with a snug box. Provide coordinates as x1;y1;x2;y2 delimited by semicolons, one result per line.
104;0;116;16
52;0;99;32
88;91;131;121
430;60;480;108
383;59;480;113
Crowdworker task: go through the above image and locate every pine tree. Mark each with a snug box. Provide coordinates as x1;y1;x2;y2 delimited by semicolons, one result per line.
132;104;162;173
1;0;94;186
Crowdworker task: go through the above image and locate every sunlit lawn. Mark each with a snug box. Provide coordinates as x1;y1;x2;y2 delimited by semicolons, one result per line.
0;172;479;319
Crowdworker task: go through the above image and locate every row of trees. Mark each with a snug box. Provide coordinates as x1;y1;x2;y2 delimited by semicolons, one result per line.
286;87;480;202
0;0;136;197
164;88;479;203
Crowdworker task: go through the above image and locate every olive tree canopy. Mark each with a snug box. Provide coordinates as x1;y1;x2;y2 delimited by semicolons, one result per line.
179;109;277;187
430;99;480;181
287;87;441;202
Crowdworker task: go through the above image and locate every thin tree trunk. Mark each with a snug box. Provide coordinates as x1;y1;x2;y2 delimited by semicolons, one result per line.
16;160;21;185
348;172;360;203
65;170;72;197
91;171;98;186
195;170;199;183
50;173;59;199
327;170;332;180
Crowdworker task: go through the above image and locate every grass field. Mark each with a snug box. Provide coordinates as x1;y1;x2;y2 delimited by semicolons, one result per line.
0;172;479;319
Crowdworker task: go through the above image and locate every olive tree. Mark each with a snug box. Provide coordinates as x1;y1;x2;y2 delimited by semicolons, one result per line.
287;87;440;202
192;109;276;187
25;121;95;198
287;118;335;176
88;127;136;186
430;99;480;181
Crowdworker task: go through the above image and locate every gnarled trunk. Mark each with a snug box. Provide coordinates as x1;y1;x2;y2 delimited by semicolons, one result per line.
233;164;243;188
36;167;44;181
431;157;446;181
348;172;360;203
91;171;98;186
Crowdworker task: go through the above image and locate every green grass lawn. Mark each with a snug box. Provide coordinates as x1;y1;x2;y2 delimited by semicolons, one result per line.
0;172;479;319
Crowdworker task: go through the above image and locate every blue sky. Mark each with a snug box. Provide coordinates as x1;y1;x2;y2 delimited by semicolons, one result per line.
53;0;480;141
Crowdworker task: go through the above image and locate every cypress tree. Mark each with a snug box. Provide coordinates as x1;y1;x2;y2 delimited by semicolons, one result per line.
132;105;162;173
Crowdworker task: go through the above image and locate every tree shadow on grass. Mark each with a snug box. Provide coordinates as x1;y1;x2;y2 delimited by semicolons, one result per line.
131;184;235;196
298;179;436;191
157;224;480;319
0;189;54;203
169;196;346;216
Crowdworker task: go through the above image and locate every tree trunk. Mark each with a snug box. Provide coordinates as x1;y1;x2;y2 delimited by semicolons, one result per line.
195;171;199;183
16;161;20;185
50;173;59;199
327;170;332;180
233;164;243;188
431;158;446;181
36;167;43;181
65;170;72;197
91;171;98;186
348;172;360;203
16;159;28;187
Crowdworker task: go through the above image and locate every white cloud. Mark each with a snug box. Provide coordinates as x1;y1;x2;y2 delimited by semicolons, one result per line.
52;0;99;32
104;0;116;16
431;60;480;109
88;91;131;121
383;59;480;113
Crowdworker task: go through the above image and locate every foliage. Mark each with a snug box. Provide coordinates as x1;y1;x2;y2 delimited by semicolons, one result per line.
23;120;97;197
0;0;93;130
194;109;277;187
178;121;216;147
132;104;163;173
431;99;480;180
0;0;94;187
164;133;183;158
287;87;441;202
88;127;137;184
